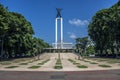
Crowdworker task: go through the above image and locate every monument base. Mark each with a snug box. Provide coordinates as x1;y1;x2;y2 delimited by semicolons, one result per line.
44;48;74;53
42;42;74;53
52;42;73;49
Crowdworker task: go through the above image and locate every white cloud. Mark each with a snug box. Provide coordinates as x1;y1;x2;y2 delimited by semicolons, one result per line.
70;34;77;39
69;19;89;26
67;32;77;39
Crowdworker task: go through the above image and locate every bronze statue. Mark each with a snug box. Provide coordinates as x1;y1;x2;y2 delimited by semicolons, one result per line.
56;8;62;18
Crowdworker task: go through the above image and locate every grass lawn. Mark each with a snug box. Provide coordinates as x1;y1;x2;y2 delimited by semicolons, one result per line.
54;65;63;69
38;59;50;65
73;62;80;65
68;59;76;63
19;63;28;65
107;59;120;64
98;64;111;68
38;63;44;65
28;66;41;69
5;66;19;68
54;59;63;69
77;65;88;68
68;59;81;65
82;60;91;62
0;62;11;65
56;62;61;65
87;58;120;64
89;62;98;64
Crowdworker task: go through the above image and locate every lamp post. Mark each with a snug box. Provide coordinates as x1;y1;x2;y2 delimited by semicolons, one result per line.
58;48;60;60
77;43;82;60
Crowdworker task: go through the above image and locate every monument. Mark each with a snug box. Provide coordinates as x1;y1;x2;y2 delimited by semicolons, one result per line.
55;8;63;49
52;8;73;49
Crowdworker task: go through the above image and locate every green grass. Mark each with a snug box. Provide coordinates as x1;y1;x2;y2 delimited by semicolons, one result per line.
54;65;63;69
28;61;34;63
38;63;44;65
82;60;90;62
90;62;98;64
107;61;115;64
68;59;81;65
19;63;28;65
5;66;18;68
77;65;88;68
87;58;120;64
68;59;76;63
56;59;61;62
56;59;62;65
28;66;40;69
13;61;21;63
54;59;63;69
73;62;80;65
56;62;61;65
0;62;11;65
98;64;111;68
97;60;108;62
38;59;50;65
107;60;120;64
86;58;109;62
81;57;120;65
34;59;40;61
44;59;50;63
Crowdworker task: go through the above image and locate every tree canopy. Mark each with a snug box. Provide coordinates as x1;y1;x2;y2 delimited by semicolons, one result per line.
88;1;120;57
0;4;50;60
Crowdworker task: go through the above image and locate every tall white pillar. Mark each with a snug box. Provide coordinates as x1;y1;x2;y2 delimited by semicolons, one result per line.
61;18;63;49
55;18;58;49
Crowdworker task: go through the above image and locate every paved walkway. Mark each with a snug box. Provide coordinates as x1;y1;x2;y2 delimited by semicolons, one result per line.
0;53;120;80
0;70;120;80
0;53;120;71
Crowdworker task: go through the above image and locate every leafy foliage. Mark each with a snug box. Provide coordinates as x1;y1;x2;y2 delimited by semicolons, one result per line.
75;37;89;56
88;1;120;57
0;4;50;60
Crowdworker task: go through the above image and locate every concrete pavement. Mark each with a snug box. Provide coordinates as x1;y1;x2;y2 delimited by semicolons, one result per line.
0;70;120;80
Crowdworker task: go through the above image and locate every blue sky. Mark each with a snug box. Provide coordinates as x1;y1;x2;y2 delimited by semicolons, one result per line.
0;0;118;45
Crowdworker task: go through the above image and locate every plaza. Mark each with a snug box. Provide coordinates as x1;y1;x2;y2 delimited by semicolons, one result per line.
0;53;120;71
0;0;120;80
0;53;120;80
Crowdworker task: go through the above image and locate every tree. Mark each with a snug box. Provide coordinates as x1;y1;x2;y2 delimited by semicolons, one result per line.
0;4;9;59
0;3;50;60
88;0;120;58
75;37;88;59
